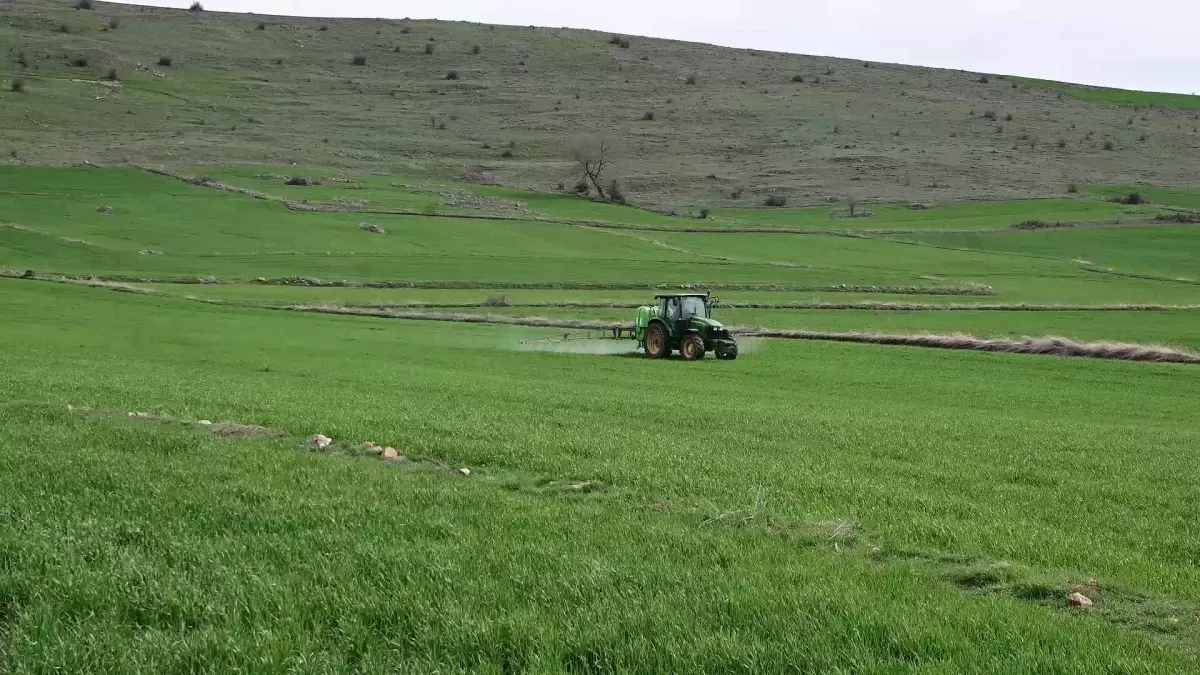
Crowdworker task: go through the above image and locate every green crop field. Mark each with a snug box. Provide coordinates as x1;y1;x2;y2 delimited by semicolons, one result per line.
3;2;1200;672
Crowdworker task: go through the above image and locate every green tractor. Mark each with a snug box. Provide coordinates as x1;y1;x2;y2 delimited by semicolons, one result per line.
635;293;738;360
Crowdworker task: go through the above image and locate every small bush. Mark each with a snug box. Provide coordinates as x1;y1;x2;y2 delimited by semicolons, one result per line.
104;68;119;81
10;78;24;93
1005;113;1013;122
791;74;804;83
257;22;266;30
319;24;330;32
619;39;630;49
471;45;480;54
698;208;710;220
982;110;997;121
71;56;88;67
978;75;989;83
284;176;321;186
642;111;655;121
608;35;622;45
16;52;28;68
764;195;787;207
1139;133;1148;142
483;295;510;307
424;43;434;55
685;75;696;85
1056;138;1067;149
351;55;367;66
75;0;93;8
501;149;514;158
60;24;70;33
157;56;172;67
609;180;626;204
400;25;412;34
189;2;203;12
1111;192;1143;205
573;181;589;195
444;70;458;80
1103;140;1116;151
108;17;120;29
1014;220;1049;229
1066;183;1079;194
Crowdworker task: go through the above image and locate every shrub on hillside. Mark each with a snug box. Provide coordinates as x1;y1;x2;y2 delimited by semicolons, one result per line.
1066;183;1079;193
424;43;434;55
257;22;266;30
284;176;321;186
444;70;458;80
158;56;172;67
70;56;89;67
764;195;787;207
608;180;626;204
791;74;804;83
1103;140;1116;151
685;75;696;85
1111;191;1143;205
189;2;203;11
108;17;120;29
982;110;997;121
619;39;630;49
978;75;989;83
104;68;119;81
75;0;93;8
642;111;655;121
351;55;367;65
319;24;329;32
471;45;480;54
1005;113;1014;122
608;35;622;45
483;295;510;307
10;78;24;92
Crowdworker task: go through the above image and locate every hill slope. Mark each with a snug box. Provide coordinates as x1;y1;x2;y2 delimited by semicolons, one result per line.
2;1;1199;207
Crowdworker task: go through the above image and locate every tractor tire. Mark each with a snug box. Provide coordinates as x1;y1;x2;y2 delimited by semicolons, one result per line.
681;333;706;360
645;322;670;359
716;342;739;360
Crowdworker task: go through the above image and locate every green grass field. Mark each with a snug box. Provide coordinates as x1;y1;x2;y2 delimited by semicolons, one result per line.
3;2;1200;668
3;162;1200;672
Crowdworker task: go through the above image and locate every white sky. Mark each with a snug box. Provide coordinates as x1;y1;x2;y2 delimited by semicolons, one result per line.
119;0;1200;95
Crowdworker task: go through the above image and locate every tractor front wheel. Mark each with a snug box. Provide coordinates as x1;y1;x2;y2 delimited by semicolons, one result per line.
646;323;670;359
681;333;706;360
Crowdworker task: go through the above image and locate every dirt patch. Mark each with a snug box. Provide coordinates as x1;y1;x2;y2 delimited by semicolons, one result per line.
211;422;283;438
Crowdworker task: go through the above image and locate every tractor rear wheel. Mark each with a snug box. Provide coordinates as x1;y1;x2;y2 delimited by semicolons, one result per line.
716;342;739;360
645;322;670;358
681;333;706;360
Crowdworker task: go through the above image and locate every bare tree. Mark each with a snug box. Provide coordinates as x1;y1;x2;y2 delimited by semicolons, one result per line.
571;137;615;199
846;195;859;217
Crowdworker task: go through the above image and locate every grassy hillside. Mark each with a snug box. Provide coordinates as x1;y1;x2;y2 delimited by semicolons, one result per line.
2;2;1199;208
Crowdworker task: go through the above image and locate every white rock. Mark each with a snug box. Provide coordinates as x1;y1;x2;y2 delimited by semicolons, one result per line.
1068;592;1093;607
458;467;471;477
198;420;212;425
310;434;333;449
381;447;399;460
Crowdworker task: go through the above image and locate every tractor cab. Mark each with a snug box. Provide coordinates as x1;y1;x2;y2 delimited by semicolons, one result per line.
636;293;739;360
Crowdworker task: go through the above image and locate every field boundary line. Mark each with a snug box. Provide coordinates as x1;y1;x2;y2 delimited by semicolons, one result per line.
271;304;1200;364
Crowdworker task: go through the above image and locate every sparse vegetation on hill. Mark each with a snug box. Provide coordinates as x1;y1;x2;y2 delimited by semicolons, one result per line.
0;3;1196;208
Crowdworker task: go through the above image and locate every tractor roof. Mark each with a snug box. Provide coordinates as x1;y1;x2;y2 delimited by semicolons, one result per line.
654;293;709;299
